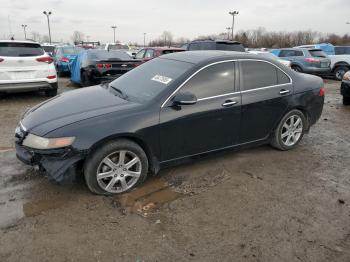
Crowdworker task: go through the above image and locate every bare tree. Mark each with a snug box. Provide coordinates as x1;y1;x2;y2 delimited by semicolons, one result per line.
71;31;85;44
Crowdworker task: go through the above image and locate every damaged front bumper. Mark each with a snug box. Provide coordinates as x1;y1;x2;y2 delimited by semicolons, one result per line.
15;142;86;183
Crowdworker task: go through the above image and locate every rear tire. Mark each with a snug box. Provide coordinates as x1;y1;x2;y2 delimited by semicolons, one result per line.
84;139;148;195
343;96;350;105
45;88;58;97
81;71;91;87
334;66;348;81
291;65;302;73
271;109;306;151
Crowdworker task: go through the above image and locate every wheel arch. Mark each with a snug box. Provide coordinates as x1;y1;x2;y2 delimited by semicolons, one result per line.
332;61;350;72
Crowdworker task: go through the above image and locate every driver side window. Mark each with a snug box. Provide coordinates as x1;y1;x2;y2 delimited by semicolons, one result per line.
181;62;235;99
136;49;146;59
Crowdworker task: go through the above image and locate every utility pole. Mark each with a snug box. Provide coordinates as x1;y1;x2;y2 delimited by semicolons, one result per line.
111;26;117;43
143;33;146;47
229;11;239;40
21;24;27;39
226;27;232;40
43;11;52;43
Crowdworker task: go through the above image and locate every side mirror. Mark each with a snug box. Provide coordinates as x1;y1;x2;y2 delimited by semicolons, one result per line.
172;92;197;106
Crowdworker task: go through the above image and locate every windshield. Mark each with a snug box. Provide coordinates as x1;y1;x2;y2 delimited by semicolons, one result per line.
61;46;83;55
309;49;327;58
0;43;44;57
42;46;55;53
108;44;129;50
89;50;131;60
109;58;193;103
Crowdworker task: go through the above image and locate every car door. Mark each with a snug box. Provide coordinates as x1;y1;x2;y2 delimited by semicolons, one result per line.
159;61;241;161
238;59;292;143
144;49;155;62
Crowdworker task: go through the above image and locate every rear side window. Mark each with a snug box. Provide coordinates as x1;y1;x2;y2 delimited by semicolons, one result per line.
241;61;290;90
0;43;44;57
145;49;155;58
216;42;245;52
335;47;350;55
309;50;327;58
181;62;235;99
279;50;304;57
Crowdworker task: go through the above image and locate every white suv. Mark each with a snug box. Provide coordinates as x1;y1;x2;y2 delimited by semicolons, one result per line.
0;40;58;96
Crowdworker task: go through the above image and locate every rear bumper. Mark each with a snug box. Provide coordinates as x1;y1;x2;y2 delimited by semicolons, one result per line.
0;81;57;93
303;67;331;75
341;80;350;97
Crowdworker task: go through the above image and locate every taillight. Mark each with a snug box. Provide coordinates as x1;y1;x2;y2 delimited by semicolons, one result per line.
47;75;56;79
305;58;320;63
60;57;69;63
319;87;325;97
36;56;54;64
96;63;112;69
0;58;4;63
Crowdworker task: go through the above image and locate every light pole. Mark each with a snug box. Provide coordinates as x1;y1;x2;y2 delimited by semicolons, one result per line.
21;24;27;39
43;11;52;43
226;27;231;40
143;33;146;47
229;11;239;40
111;26;117;43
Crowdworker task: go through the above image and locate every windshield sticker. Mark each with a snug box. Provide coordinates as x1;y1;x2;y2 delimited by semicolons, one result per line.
151;75;173;85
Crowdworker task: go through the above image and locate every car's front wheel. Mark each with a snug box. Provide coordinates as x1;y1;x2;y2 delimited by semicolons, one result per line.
84;139;148;195
334;66;348;81
271;109;306;150
343;96;350;105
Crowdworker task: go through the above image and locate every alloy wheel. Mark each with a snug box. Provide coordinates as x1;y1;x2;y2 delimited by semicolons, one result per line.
96;150;142;193
281;115;303;147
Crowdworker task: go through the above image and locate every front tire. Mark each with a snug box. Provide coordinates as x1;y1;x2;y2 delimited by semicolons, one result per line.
271;109;306;151
343;96;350;105
292;65;303;73
334;66;348;81
84;139;148;195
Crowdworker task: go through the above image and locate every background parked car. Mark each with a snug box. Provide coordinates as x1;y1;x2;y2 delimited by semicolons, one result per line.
53;45;83;76
296;43;350;80
341;71;350;105
135;47;185;62
0;40;57;96
41;44;56;57
248;50;291;67
186;39;245;52
70;49;141;86
272;48;331;75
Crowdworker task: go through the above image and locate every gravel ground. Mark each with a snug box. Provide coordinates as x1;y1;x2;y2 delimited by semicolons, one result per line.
0;78;349;262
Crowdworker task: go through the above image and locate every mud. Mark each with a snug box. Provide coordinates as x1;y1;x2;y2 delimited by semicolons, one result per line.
0;78;349;262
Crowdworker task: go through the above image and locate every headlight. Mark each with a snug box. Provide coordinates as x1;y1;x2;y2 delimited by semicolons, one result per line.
22;134;75;150
343;71;350;81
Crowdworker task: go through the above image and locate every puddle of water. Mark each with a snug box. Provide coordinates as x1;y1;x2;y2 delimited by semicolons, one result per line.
116;177;183;216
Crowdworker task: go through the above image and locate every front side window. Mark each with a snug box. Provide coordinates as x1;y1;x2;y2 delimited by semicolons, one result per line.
136;49;145;59
181;62;235;99
145;49;155;59
241;61;290;90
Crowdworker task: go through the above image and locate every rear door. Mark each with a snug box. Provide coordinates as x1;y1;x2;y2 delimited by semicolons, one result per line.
0;42;49;82
238;60;292;143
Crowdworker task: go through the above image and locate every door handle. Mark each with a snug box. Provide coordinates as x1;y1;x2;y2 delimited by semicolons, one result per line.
222;100;238;107
279;89;290;95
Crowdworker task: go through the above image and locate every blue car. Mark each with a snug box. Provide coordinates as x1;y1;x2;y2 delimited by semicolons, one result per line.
53;46;83;76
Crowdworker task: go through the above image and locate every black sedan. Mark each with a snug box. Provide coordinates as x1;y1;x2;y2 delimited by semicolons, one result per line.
15;51;325;195
70;49;141;87
341;71;350;105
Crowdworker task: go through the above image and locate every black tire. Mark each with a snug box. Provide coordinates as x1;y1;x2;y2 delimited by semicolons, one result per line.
291;65;302;73
271;109;307;151
81;71;91;87
334;66;349;81
45;88;58;97
84;139;148;195
343;96;350;105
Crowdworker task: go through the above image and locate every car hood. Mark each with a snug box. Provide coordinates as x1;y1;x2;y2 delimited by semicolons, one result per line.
21;85;140;136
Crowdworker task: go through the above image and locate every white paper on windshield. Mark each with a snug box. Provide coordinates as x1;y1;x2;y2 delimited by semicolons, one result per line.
151;75;172;85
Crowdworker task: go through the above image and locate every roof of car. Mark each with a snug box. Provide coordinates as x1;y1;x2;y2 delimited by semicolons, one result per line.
190;39;242;44
0;40;40;44
160;50;261;64
146;47;184;51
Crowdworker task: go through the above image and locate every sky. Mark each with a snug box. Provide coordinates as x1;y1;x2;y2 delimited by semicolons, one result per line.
1;0;350;44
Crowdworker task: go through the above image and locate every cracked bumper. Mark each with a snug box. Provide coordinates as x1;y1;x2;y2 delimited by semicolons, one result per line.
15;143;86;183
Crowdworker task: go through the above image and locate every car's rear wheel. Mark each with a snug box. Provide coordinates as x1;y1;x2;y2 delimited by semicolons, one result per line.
81;71;91;87
334;66;348;81
45;88;58;97
271;109;306;150
291;65;302;73
343;96;350;105
84;139;148;195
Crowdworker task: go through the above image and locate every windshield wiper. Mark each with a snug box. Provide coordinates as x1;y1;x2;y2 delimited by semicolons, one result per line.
109;84;128;100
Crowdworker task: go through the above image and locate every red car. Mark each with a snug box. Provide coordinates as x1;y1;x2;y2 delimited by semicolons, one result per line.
135;47;185;62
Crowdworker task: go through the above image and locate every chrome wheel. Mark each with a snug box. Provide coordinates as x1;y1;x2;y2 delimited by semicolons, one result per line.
96;150;142;193
281;115;303;147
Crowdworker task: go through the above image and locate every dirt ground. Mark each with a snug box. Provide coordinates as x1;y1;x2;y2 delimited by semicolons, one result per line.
0;77;349;262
